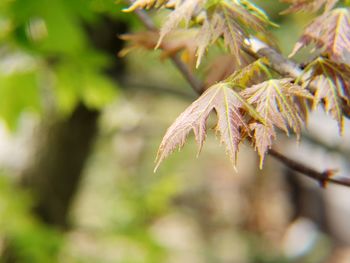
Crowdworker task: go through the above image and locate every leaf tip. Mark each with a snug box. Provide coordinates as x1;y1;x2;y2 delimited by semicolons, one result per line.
259;157;264;170
122;6;135;12
153;166;159;173
153;158;162;173
289;42;303;58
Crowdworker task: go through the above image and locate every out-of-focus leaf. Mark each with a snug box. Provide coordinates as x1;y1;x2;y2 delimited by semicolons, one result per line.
0;70;41;130
9;0;87;54
82;74;118;109
54;53;117;114
120;29;199;68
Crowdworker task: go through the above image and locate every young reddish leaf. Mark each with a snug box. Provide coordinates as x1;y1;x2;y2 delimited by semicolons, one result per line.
241;79;312;167
154;82;261;171
290;8;350;63
119;31;159;55
280;0;338;14
300;57;350;132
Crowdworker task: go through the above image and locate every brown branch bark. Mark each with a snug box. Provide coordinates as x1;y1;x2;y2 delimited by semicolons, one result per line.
129;6;350;188
268;149;350;188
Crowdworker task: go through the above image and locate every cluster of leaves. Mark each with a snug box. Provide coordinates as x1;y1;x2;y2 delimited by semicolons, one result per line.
290;1;350;132
154;62;311;170
124;0;273;67
123;0;350;170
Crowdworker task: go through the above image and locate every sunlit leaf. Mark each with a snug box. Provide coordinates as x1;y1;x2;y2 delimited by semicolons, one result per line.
155;82;261;171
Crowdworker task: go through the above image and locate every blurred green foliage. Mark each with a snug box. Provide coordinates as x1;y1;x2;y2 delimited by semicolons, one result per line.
0;0;126;130
0;175;62;263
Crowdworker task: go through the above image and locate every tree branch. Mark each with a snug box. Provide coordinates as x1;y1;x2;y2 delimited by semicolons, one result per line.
244;38;303;78
268;149;350;188
127;4;350;188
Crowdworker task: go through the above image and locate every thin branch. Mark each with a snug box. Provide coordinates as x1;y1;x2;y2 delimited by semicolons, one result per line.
244;38;303;78
127;4;350;188
269;149;350;188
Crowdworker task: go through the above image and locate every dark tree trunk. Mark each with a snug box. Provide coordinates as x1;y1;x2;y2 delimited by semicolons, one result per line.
21;16;127;228
21;105;99;228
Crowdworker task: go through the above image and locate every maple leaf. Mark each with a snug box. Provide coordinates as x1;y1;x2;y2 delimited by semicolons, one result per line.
241;79;312;167
290;8;350;63
281;0;339;14
154;82;262;171
300;57;350;131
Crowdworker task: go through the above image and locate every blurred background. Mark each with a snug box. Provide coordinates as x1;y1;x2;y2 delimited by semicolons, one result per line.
0;0;350;262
